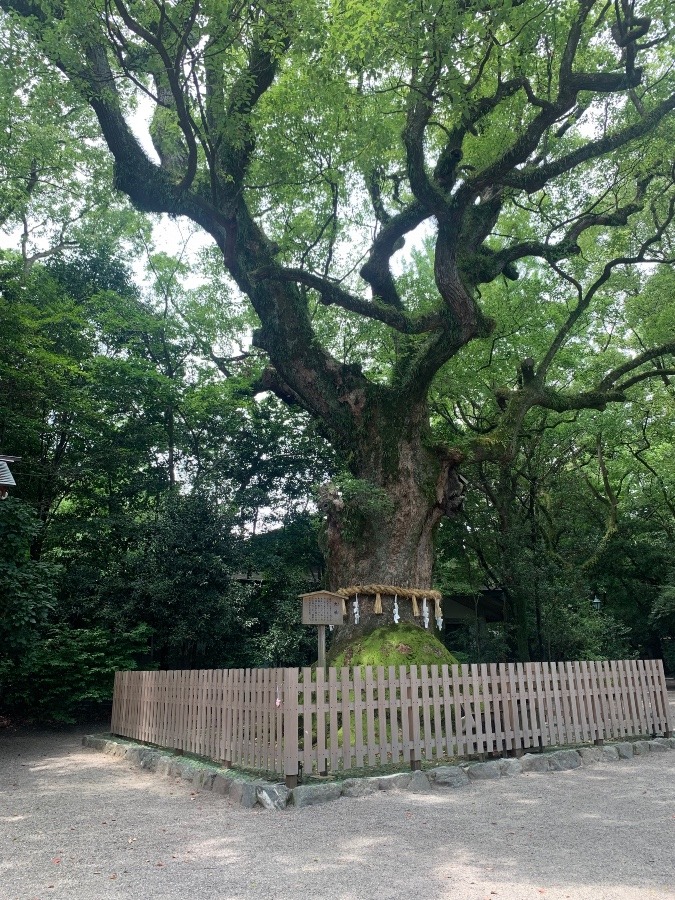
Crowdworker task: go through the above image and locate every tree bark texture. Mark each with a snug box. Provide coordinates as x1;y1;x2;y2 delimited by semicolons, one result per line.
320;412;465;648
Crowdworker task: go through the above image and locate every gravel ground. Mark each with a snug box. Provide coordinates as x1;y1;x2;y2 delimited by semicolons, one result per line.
2;709;675;900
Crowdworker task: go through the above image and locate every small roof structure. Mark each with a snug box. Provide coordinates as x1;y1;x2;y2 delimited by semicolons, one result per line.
0;455;20;498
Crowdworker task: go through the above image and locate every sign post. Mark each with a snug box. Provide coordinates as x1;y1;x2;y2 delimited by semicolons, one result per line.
299;590;345;672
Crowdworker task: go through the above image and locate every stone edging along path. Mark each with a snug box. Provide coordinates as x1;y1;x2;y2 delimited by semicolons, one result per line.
83;734;675;812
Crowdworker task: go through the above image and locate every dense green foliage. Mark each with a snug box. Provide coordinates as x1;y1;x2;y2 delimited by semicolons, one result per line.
0;499;57;653
0;252;332;721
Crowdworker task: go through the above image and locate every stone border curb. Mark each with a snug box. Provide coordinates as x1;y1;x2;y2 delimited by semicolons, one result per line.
84;734;675;811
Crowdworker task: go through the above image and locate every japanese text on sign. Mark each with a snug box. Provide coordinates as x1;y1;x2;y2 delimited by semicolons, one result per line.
301;592;344;625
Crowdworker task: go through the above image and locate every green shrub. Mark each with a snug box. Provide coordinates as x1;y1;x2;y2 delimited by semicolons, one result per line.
0;624;151;724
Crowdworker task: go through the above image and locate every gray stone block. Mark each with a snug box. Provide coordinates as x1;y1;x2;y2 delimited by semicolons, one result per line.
647;739;669;752
192;769;216;790
499;758;522;777
548;750;581;771
170;760;197;780
430;765;470;787
616;742;634;759
342;778;378;798
652;737;671;748
668;738;675;750
602;745;619;761
230;780;262;808
256;784;290;811
291;782;342;808
578;747;602;765
407;770;431;792
124;748;143;765
212;773;232;795
378;773;411;791
139;749;160;771
520;753;550;773
467;760;501;780
155;757;172;777
83;735;106;751
632;741;650;756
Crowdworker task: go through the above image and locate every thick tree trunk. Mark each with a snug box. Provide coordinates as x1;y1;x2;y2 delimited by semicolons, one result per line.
320;408;465;653
323;460;440;591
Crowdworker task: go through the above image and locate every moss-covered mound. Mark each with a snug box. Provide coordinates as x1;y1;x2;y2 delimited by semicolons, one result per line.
330;624;458;669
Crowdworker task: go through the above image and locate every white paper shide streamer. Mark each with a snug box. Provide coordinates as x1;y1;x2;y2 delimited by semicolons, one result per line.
422;597;429;629
434;597;443;632
393;594;400;624
353;593;360;625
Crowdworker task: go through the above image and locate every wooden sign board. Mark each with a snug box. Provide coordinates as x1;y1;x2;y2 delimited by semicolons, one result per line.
300;591;344;626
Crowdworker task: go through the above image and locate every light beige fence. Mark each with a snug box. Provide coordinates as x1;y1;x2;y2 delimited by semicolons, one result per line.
111;659;672;785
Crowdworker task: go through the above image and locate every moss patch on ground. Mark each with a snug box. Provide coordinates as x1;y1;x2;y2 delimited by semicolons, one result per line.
330;624;458;669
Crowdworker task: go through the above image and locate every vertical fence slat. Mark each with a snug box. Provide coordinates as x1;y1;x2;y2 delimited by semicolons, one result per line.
364;667;377;767
540;662;555;748
638;659;656;736
283;667;299;782
441;665;456;757
431;666;443;759
631;659;650;736
315;667;327;774
409;665;422;765
548;662;564;747
420;665;433;760
399;666;411;763
453;664;466;757
612;659;625;740
328;667;339;772
301;667;313;774
275;669;284;774
469;664;483;755
616;659;630;738
571;662;588;743
655;658;673;736
600;661;617;740
644;660;661;735
340;666;352;771
505;663;520;751
459;664;473;755
514;663;528;750
353;666;365;769
387;666;400;766
487;664;502;753
482;663;496;755
375;666;387;764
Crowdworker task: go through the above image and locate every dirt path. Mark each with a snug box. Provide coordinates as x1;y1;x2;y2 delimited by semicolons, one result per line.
2;724;674;900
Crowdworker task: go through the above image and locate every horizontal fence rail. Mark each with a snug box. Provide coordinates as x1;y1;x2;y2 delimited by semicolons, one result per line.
111;659;673;784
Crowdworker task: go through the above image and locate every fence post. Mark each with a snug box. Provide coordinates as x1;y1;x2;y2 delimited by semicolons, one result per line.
284;667;300;789
408;667;421;771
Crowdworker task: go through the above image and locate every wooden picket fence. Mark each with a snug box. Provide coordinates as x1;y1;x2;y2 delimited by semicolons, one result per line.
111;659;672;785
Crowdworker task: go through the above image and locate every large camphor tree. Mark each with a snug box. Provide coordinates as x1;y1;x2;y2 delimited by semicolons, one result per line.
4;0;675;653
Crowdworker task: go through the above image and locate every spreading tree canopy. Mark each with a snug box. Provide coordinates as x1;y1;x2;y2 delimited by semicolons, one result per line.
3;0;675;617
